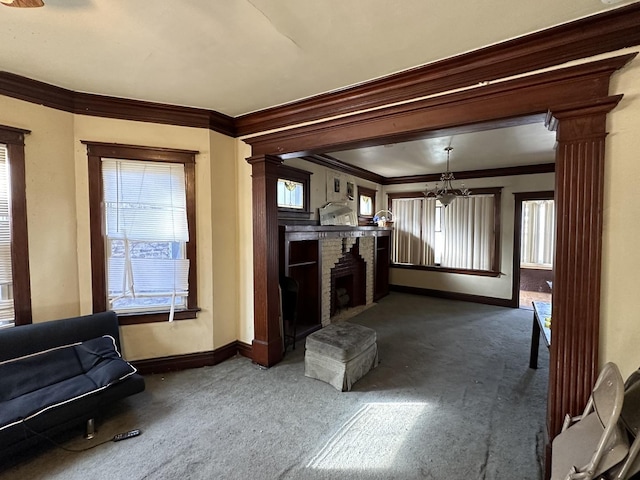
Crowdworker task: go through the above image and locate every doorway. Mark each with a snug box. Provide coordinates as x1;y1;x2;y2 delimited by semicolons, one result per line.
513;192;554;310
519;197;555;309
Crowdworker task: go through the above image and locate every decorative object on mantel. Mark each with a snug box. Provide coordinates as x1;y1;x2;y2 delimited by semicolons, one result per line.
373;209;394;227
319;202;357;226
424;146;470;207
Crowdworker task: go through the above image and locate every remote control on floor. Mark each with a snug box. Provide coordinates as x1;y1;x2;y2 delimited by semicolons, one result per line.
112;429;141;442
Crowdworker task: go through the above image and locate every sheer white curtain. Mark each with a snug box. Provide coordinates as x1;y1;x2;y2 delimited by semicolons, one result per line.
441;195;494;270
392;198;422;264
521;200;555;266
421;198;437;265
391;198;436;265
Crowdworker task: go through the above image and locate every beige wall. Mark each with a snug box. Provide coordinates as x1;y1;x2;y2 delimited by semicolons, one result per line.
284;157;382;220
1;96;241;361
384;173;555;299
0;97;79;322
601;48;640;378
236;141;254;344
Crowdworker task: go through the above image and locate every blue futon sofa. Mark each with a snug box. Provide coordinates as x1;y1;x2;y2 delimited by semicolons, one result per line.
0;311;145;455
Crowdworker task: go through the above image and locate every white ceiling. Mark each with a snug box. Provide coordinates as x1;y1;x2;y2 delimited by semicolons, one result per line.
1;0;634;177
329;123;558;177
0;0;636;117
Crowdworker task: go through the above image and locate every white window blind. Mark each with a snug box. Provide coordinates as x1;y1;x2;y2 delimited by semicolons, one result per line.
521;200;555;267
391;198;436;266
392;194;495;270
441;195;495;270
102;159;189;316
0;144;14;326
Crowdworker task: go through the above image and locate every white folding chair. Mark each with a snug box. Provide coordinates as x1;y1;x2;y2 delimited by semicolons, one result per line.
605;369;640;480
551;362;629;480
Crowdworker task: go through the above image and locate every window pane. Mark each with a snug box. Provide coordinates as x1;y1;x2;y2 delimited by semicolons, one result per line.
277;178;304;209
102;160;190;314
391;194;497;271
103;159;188;241
521;200;555;267
359;195;373;216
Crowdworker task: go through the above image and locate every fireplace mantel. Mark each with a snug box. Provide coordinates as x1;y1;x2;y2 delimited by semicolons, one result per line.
279;225;391;339
280;225;391;241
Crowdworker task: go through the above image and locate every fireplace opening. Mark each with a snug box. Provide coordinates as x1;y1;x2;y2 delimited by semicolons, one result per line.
335;274;353;313
330;243;366;318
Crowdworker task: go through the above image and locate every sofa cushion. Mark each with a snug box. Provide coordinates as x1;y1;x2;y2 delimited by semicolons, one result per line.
0;336;137;431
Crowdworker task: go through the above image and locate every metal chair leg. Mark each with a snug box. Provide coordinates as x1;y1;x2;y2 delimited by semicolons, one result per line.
85;418;96;439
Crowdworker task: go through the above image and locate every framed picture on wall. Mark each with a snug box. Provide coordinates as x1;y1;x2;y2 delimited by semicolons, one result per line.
347;182;354;200
334;177;340;193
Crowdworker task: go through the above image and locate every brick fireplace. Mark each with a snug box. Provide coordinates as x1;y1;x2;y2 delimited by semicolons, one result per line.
279;225;390;335
321;236;374;326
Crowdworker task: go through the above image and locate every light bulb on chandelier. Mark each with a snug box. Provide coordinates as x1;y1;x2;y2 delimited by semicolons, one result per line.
423;146;470;207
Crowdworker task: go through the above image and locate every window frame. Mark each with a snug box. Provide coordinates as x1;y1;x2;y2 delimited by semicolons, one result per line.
276;164;311;220
84;141;199;325
0;125;32;326
388;187;502;277
357;185;377;225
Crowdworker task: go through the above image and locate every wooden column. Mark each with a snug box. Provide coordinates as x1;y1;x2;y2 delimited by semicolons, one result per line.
247;154;283;367
546;96;622;439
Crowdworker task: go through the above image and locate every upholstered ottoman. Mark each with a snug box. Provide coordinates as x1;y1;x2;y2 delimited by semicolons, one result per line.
304;322;378;391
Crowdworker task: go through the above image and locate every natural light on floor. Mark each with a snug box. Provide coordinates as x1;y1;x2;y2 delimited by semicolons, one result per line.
306;402;430;471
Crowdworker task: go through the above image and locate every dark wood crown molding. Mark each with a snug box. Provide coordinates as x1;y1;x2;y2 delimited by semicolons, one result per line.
385;163;555;185
302;154;386;184
0;72;235;137
75;92;235;136
0;71;75;112
235;2;640;136
299;153;554;186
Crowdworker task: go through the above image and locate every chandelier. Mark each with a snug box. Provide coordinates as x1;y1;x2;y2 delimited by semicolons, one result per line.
424;146;470;207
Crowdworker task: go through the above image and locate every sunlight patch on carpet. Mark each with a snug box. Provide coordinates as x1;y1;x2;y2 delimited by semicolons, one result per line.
306;402;430;471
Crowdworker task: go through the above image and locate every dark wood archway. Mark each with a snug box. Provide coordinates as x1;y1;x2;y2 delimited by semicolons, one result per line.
245;54;636;447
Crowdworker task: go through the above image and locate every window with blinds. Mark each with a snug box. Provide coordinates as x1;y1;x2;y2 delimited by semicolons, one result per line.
0;144;14;327
102;159;189;317
520;199;555;268
389;188;501;274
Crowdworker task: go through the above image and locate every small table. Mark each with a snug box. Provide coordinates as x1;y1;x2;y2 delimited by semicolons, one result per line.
529;301;552;369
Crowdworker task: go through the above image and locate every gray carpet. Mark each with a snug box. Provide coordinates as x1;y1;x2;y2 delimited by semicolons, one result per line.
0;293;549;479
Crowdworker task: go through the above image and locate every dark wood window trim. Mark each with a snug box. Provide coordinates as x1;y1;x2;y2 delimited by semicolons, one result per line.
387;187;502;276
0;125;32;326
277;164;311;221
83;141;199;325
357;185;377;225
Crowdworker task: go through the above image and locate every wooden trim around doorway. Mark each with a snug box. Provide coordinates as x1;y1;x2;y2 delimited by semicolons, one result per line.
512;191;555;308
